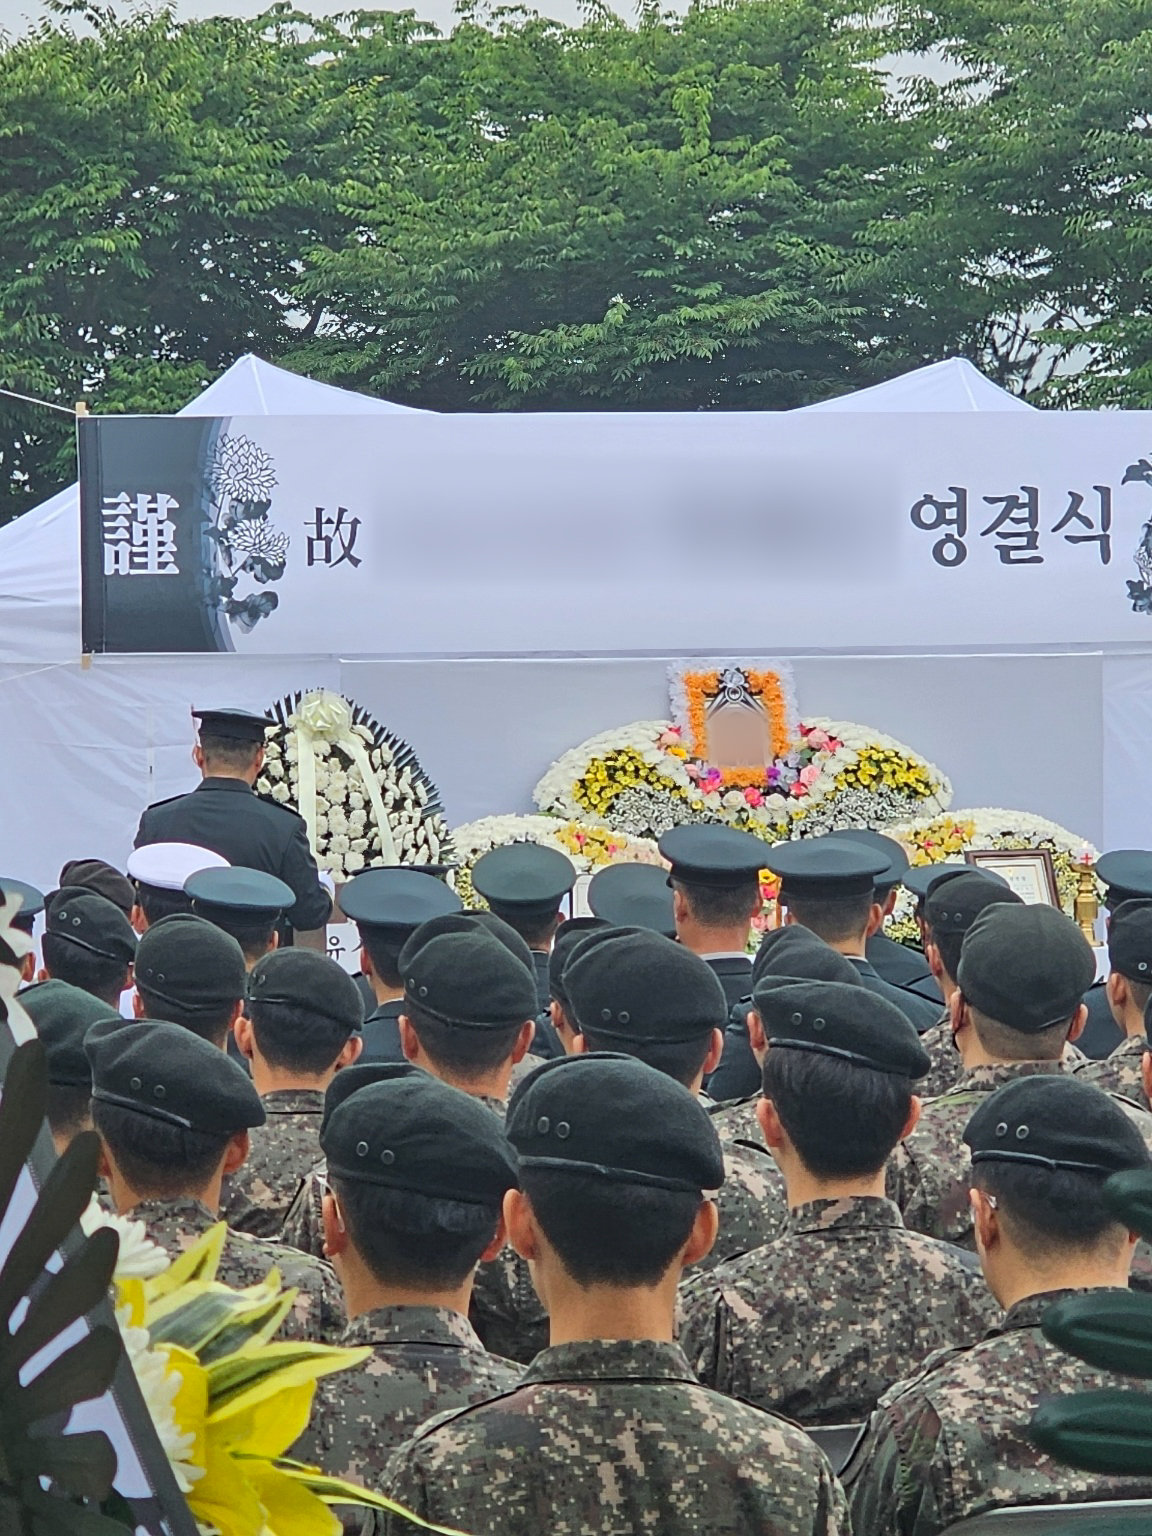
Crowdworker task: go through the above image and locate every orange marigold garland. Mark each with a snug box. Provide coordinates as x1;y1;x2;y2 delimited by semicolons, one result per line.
672;662;796;786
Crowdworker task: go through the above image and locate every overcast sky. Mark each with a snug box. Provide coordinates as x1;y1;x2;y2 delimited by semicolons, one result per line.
0;0;598;33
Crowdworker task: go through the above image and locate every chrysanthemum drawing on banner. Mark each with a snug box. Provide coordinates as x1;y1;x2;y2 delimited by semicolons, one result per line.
204;434;291;635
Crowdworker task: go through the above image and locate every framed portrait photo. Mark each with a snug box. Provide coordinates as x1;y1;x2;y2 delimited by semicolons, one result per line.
964;848;1061;907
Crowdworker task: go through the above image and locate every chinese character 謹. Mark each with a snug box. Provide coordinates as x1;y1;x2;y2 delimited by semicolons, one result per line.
101;492;180;576
306;506;362;568
980;485;1042;564
1052;485;1112;564
910;487;968;567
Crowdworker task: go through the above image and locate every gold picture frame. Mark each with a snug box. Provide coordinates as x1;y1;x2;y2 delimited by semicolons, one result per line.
964;848;1061;907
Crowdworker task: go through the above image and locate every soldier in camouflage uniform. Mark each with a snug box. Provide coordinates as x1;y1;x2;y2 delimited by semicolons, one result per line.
227;948;365;1236
291;1069;520;1482
682;978;995;1426
1073;899;1152;1108
558;926;789;1263
846;1075;1152;1534
380;1054;848;1536
85;1016;344;1342
889;903;1152;1247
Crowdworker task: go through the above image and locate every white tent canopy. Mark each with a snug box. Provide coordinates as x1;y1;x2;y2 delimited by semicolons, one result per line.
0;355;423;663
797;356;1035;413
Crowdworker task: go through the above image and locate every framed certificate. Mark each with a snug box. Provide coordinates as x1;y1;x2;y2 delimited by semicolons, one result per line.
964;848;1061;907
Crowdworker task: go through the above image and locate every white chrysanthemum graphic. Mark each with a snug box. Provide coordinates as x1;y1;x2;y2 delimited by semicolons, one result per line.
226;519;290;563
209;434;277;501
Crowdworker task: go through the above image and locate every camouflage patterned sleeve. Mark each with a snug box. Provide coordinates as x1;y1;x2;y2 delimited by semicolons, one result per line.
279;1170;326;1259
885;1142;925;1230
843;1393;946;1536
676;1283;726;1391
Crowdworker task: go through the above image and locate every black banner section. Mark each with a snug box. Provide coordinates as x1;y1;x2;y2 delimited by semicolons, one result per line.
80;416;232;653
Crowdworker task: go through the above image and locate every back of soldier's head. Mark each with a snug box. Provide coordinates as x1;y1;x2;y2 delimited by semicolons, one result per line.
923;870;1023;984
246;949;364;1076
322;1071;517;1289
965;1076;1150;1262
42;888;136;1005
563;929;727;1087
134;914;247;1048
506;1054;725;1288
754;978;930;1178
401;930;538;1084
957;905;1095;1061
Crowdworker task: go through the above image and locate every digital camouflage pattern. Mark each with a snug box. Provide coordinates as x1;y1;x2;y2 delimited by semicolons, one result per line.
704;1141;788;1271
888;1060;1152;1247
226;1087;326;1238
1073;1034;1150;1109
132;1194;345;1342
916;1019;962;1099
707;1095;766;1150
680;1196;996;1425
380;1337;849;1536
843;1288;1152;1535
292;1305;520;1481
278;1095;552;1364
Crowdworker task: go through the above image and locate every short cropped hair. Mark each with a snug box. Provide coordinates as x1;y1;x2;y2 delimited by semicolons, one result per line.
201;911;278;964
577;1028;713;1089
46;1084;92;1144
361;930;405;991
966;1003;1072;1063
486;906;560;950
92;1100;231;1196
249;997;355;1076
762;1047;914;1178
404;1001;526;1083
333;1176;501;1288
929;927;964;986
199;733;261;773
41;933;129;1006
135;988;237;1049
521;1168;701;1286
135;886;194;927
782;889;875;946
972;1160;1131;1257
674;878;761;930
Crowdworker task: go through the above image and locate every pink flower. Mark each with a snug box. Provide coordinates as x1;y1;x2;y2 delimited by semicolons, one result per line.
658;728;682;748
806;728;830;749
790;780;808;797
684;762;700;781
744;786;763;808
799;763;822;788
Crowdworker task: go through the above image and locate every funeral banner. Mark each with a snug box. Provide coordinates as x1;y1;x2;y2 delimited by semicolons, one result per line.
79;409;1152;655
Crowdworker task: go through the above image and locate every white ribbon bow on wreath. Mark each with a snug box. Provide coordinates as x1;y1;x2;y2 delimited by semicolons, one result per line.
292;691;398;866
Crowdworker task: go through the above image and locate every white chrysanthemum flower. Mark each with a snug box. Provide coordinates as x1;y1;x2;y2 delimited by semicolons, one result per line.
348;792;365;812
116;1304;200;1491
345;851;366;872
330;835;350;854
314;814;329;837
270;782;291;803
81;1200;170;1279
265;759;285;781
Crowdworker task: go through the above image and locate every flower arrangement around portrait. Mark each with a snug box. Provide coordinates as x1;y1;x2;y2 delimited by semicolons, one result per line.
450;814;663;908
533;718;950;843
84;1212;466;1536
668;662;797;784
256;690;454;878
881;808;1101;943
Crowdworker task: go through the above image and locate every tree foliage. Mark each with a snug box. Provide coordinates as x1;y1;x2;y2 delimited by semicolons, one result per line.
1;0;1152;520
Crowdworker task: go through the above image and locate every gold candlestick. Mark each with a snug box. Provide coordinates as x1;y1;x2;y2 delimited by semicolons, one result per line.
1074;862;1100;945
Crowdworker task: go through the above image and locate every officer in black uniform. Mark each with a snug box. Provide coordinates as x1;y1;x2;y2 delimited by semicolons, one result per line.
828;829;942;1006
762;837;941;1033
587;863;676;936
134;707;331;936
657;824;765;1010
339;868;462;1063
1078;850;1152;1060
470;844;575;1060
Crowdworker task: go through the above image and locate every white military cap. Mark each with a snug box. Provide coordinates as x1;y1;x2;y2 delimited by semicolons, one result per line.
127;842;230;892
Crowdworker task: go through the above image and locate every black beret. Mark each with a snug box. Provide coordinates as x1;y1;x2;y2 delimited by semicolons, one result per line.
19;979;119;1086
322;1075;518;1204
192;706;271;743
924;871;1024;936
45;887;136;964
957;904;1096;1034
827;829;909;890
322;1061;421;1135
58;860;134;916
755;979;930;1078
1;878;44;931
1096;850;1152;907
85;1017;265;1134
763;837;889;899
565;929;728;1045
587;863;677;936
751;925;866;990
902;862;973;902
658;825;765;889
404;930;538;1029
1107;900;1152;984
964;1075;1151;1177
506;1052;725;1193
471;845;576;915
248;948;364;1033
185;866;294;921
340;868;462;937
548;917;610;1006
135;914;246;1012
398;911;535;977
